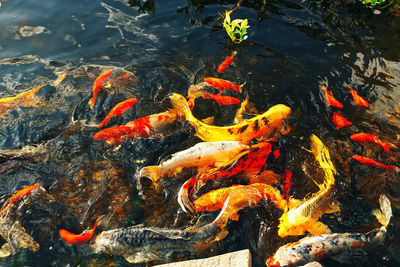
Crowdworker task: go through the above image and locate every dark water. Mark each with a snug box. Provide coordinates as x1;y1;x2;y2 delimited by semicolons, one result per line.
0;0;399;266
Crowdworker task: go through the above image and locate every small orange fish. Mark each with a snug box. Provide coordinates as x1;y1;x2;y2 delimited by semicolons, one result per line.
217;51;237;73
319;83;343;108
202;93;240;105
332;112;352;129
352;155;398;173
8;183;40;206
88;69;113;109
93;125;135;144
347;84;369;108
204;77;244;93
351;133;397;154
97;98;137;128
59;216;104;245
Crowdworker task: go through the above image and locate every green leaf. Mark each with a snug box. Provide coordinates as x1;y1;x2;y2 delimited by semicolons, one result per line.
240;19;248;30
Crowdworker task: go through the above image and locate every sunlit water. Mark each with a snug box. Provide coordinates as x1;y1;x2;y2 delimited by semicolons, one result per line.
0;0;399;266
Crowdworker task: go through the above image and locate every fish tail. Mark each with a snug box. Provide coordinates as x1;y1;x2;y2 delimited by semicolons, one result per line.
382;142;398;154
372;194;392;227
97;119;109;128
88;97;95;110
138;166;161;184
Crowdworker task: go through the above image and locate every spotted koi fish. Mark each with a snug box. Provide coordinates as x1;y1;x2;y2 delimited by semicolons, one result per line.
267;195;392;267
97;98;137;128
319;83;343;109
350;133;397;154
169;93;291;143
88;69;112;109
217;51;237;73
347;84;369;108
139;141;249;183
332;112;352;129
204;77;244;93
278;135;339;238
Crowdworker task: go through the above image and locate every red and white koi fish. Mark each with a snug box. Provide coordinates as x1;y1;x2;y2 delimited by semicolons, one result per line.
97;98;137;128
350;133;397;154
204;77;244;93
217;51;237;73
347;84;369;108
319;83;343;108
88;69;113;109
202;93;240;105
267;195;392;267
352;155;398;172
332;112;352;129
59;215;106;246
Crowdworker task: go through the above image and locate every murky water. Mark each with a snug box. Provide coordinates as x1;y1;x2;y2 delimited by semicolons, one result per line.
0;0;399;266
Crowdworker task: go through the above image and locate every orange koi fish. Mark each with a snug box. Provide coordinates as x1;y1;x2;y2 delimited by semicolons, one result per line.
319;83;343;108
204;77;244;93
347;84;369;108
88;69;113;109
352;155;398;172
217;51;237;73
202;93;240;105
193;183;287;213
350;133;397;154
93;125;135;145
8;183;40;206
332;112;352;129
59;215;105;245
97;98;137;128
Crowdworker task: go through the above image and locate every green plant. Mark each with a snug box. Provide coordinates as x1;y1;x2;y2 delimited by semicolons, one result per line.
223;11;249;43
359;0;386;6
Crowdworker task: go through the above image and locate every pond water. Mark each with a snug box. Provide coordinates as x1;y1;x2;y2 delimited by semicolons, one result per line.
0;0;399;266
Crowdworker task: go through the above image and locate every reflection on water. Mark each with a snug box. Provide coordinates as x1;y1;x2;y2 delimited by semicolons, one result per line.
0;0;399;266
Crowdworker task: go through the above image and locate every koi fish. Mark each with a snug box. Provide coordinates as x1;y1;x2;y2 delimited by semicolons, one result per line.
217;51;237;73
352;155;398;173
193;183;287;213
8;183;40;206
267;195;392;267
204;77;244;93
332;112;352;129
97;98;137;128
202;93;240;105
88;69;113;109
233;93;258;124
92;185;284;264
347;84;369;108
178;139;281;213
187;82;209;109
319;83;343;108
59;215;105;246
350;133;397;154
139;141;249;183
281;169;293;200
278;135;339;238
0;84;46;119
93;110;184;144
169;93;291;143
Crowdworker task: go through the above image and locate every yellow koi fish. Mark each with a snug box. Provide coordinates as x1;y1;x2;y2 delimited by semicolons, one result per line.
0;84;46;119
278;134;340;238
169;93;291;143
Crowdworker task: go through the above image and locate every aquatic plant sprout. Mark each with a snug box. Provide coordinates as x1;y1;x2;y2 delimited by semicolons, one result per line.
223;11;249;43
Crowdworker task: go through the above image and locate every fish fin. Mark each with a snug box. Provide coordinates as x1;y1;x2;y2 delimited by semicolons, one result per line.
287;198;302;209
95;214;109;228
382;142;398;154
372;194;392;227
138;166;161;183
325;201;341;214
88;98;95;110
177;182;195;214
201;116;215;125
308;221;331;235
0;243;11;258
238;81;246;93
